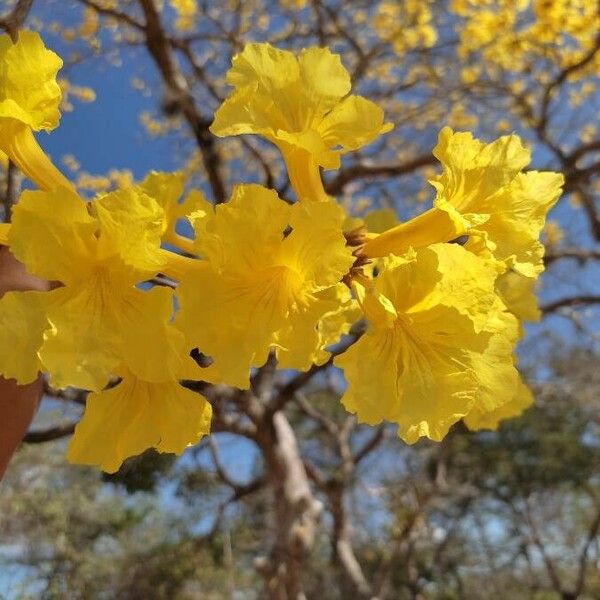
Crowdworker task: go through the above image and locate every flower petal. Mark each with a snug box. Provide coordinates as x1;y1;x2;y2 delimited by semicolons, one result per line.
0;31;62;131
67;371;212;473
0;290;49;384
8;187;96;285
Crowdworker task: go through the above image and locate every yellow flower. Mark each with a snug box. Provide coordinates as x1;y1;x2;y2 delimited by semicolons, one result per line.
137;170;210;255
67;367;212;473
363;127;563;278
0;185;193;390
543;220;564;247
169;0;197;31
0;31;72;190
211;43;393;201
176;184;355;388
335;244;523;444
0;290;48;383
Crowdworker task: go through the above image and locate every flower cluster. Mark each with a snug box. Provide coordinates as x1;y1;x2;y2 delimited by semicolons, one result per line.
0;33;563;471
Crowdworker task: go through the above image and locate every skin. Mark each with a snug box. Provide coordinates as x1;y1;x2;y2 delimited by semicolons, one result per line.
0;246;48;479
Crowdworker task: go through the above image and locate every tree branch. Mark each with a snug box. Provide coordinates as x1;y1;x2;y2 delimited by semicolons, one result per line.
325;154;437;195
541;295;600;314
137;0;226;203
23;422;76;444
0;0;34;41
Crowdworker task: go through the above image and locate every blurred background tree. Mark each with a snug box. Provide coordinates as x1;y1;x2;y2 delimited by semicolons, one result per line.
1;0;599;598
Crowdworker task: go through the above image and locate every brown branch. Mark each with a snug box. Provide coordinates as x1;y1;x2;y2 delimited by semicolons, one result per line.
544;248;600;266
194;472;265;545
352;425;386;465
523;498;565;595
0;0;34;41
77;0;144;30
2;161;16;223
325;154;437;195
537;19;600;136
541;295;600;314
137;0;226;203
208;436;257;493
294;392;338;436
23;422;76;444
572;501;600;598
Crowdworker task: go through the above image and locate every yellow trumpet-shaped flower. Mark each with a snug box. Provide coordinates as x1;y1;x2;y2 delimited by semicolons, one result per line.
0;31;72;190
335;243;525;444
0;185;194;390
176;184;355;389
67;367;212;473
362;127;563;321
211;43;393;201
363;128;563;272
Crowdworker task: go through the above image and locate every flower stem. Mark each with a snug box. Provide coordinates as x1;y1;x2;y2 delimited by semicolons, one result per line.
159;248;203;281
282;146;329;202
0;120;74;192
163;230;196;256
362;206;465;258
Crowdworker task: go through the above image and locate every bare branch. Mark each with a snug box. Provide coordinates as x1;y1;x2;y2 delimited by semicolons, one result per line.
77;0;144;31
138;0;226;203
0;0;34;41
573;501;600;597
325;154;437;195
541;295;600;314
545;248;600;266
352;425;386;465
23;422;76;444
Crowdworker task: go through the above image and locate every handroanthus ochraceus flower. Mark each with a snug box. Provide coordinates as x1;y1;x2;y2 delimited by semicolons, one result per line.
362;127;564;320
210;43;393;202
176;183;355;389
335;244;528;443
0;185;196;391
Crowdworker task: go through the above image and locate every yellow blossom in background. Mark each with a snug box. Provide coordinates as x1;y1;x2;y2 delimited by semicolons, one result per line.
169;0;197;31
176;184;355;389
336;244;525;443
452;0;600;77
79;7;99;40
140;110;180;137
278;0;307;9
61;153;81;172
543;220;564;247
211;43;393;201
0;31;72;190
67;368;212;473
59;78;96;112
373;0;438;55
